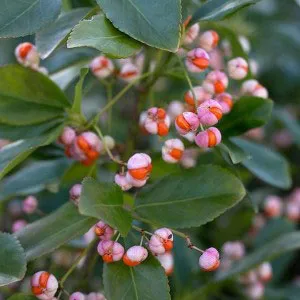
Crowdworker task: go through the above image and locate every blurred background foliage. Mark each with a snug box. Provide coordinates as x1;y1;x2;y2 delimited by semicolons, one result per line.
0;0;300;299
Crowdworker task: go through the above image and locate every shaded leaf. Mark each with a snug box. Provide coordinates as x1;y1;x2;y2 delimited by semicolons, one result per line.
96;0;181;51
36;8;91;59
68;15;142;58
79;178;132;236
232;138;292;189
0;126;63;180
0;0;61;38
8;294;37;300
219;96;273;137
17;203;96;261
103;255;171;300
0;233;26;286
135;165;246;228
0;159;70;202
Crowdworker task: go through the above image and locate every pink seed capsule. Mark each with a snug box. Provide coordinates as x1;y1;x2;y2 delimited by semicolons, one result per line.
184;86;212;107
199;30;219;52
114;173;133;191
244;127;265;141
215;93;233;114
285;201;300;222
22;195;38;214
167;101;185;121
12;219;27;233
209;49;225;70
90;56;114;79
157;252;174;276
59;127;76;146
31;271;58;300
69;184;82;206
264;195;282;218
227;57;249;80
199;247;220;271
71;132;103;166
15;42;40;68
197;99;223;126
69;292;86;300
245;282;265;300
175;112;200;135
184;23;200;45
126;153;152;187
144;107;171;137
180;148;199;169
241;79;269;98
97;240;124;263
222;241;245;260
186;48;210;73
203;71;229;95
257;262;272;282
149;228;174;255
239;270;258;285
86;292;106;300
162;139;185;164
119;63;139;82
0;139;10;149
195;127;222;148
94;221;114;240
123;246;148;267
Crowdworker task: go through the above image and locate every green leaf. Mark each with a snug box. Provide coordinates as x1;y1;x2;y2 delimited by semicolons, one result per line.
0;159;70;202
0;65;70;125
36;8;91;59
191;0;261;23
68;15;142;58
134;165;246;228
96;0;181;52
218;96;273;137
232;138;292;189
217;231;300;281
79;178;132;236
0;0;61;38
72;68;89;114
8;294;37;300
16;203;96;261
0;126;63;180
0;232;26;286
274;108;300;147
218;139;250;164
103;255;171;300
0;119;63;141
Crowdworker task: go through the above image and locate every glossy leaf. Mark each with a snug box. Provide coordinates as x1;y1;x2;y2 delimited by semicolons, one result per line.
79;178;132;236
217;231;300;280
219;96;273;137
134;165;246;228
17;203;96;261
0;126;63;180
0;233;26;286
0;0;61;38
0;119;64;141
0;65;70;125
232;138;292;189
36;8;91;59
96;0;181;51
0;159;70;202
72;68;89;114
218;139;250;164
103;255;171;300
68;15;142;58
191;0;261;23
